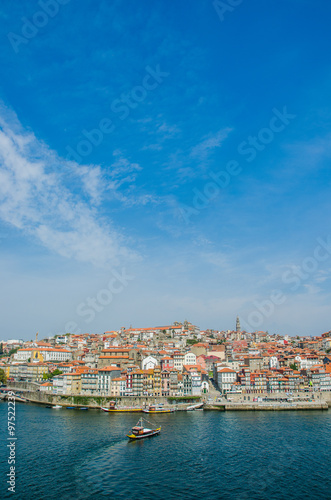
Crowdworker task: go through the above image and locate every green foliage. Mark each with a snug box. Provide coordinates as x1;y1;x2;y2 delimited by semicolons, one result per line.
186;339;198;346
326;348;331;354
43;369;63;380
72;396;89;405
0;368;7;384
8;347;19;357
290;363;298;371
0;343;3;355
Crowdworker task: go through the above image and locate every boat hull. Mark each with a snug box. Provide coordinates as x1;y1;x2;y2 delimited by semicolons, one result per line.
142;409;175;414
127;428;161;440
101;407;142;412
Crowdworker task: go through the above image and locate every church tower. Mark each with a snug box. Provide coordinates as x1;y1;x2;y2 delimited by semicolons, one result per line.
236;316;241;337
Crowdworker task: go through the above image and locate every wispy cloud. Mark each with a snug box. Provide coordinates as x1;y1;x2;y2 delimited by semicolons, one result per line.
0;103;138;268
190;127;233;161
140;117;181;151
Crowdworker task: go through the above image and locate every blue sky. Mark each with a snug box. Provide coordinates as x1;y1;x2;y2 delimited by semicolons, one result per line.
0;0;331;340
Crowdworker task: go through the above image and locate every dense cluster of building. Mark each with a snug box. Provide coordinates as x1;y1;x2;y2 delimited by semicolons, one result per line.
1;318;331;398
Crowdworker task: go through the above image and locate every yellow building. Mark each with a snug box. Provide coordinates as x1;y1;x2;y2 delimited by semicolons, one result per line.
153;366;162;396
9;363;49;382
63;372;82;394
143;369;154;395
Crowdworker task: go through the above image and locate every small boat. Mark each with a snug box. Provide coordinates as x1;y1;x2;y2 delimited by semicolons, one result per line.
142;404;175;414
52;405;62;409
65;406;76;409
79;407;88;410
127;417;161;440
101;401;142;412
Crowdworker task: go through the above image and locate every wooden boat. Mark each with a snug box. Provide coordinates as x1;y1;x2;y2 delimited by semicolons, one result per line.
127;417;161;440
142;404;175;414
101;401;142;412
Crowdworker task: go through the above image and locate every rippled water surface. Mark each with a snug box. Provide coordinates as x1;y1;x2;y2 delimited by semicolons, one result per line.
1;402;330;499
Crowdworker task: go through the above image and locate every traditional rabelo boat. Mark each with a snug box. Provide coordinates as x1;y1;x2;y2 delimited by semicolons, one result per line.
101;401;142;412
127;417;161;440
142;404;175;414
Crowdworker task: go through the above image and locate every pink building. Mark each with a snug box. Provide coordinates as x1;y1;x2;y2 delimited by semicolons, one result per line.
161;356;174;371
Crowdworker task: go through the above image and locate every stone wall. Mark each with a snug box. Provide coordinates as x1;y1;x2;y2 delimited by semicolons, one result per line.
227;391;331;406
6;383;201;408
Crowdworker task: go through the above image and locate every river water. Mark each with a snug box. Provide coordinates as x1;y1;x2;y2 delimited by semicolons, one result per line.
1;402;330;499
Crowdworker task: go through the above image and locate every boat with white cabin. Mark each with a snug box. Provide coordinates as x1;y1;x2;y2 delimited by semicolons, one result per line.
127;417;161;440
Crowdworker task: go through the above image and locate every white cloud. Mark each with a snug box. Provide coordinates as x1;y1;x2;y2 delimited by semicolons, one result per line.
190;127;233;160
0;103;138;268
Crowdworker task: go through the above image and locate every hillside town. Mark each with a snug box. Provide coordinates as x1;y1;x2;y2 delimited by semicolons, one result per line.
1;318;331;398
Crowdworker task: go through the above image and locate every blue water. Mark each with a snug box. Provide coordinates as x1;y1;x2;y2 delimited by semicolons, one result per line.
1;402;330;499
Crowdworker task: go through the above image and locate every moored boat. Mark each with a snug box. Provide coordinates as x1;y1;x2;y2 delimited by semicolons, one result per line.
52;405;62;409
101;401;142;412
127;417;161;440
142;404;175;414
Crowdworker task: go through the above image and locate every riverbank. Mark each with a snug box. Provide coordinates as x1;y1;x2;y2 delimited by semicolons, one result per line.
3;382;330;411
3;393;328;412
205;402;328;411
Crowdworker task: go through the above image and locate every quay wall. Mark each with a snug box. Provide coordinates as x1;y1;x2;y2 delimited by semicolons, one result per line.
5;383;331;410
5;384;201;408
226;391;331;407
223;402;328;411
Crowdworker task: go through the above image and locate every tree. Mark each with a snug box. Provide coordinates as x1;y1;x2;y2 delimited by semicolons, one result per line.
8;347;19;357
290;363;298;371
0;343;3;355
0;368;7;384
43;369;63;380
